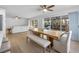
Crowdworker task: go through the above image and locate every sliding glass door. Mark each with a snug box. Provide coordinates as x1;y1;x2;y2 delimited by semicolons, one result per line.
60;16;69;32
43;15;69;32
51;16;69;31
51;16;60;30
44;18;51;29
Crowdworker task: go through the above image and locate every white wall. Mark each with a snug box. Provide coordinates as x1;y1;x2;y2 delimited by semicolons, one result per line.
6;17;28;28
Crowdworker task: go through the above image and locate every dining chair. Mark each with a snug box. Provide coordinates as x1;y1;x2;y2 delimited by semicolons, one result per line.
53;31;72;53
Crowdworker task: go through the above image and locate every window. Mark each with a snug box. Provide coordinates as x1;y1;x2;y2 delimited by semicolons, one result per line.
60;15;69;31
51;17;60;30
43;15;69;31
32;20;38;28
51;15;69;31
44;18;51;29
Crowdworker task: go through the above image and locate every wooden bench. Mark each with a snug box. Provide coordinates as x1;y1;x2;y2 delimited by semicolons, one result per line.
26;31;51;52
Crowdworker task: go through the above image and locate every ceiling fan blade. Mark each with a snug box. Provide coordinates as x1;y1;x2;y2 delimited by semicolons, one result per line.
47;5;55;8
40;5;44;8
19;17;21;19
40;5;47;9
48;9;53;11
43;5;46;8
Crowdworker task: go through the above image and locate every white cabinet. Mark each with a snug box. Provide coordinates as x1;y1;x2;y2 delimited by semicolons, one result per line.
69;12;79;41
12;26;28;33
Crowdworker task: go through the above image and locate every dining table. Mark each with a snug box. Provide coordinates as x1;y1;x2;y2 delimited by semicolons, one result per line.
29;28;65;48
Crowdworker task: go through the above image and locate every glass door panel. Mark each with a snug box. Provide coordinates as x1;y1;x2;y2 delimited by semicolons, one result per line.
44;18;51;29
51;16;60;30
32;20;38;28
51;15;69;32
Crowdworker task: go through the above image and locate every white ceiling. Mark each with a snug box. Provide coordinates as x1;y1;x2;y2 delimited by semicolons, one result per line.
0;5;79;19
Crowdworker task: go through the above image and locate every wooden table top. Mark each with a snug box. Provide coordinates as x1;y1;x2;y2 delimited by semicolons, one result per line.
30;28;65;39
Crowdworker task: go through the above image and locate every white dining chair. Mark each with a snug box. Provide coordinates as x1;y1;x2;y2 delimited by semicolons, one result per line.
53;31;72;53
67;31;72;53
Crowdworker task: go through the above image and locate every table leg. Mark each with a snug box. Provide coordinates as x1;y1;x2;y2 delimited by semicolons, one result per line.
47;37;54;48
34;32;41;37
47;37;60;53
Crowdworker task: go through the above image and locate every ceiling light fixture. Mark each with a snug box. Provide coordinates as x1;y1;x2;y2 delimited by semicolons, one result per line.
15;16;19;19
43;8;48;12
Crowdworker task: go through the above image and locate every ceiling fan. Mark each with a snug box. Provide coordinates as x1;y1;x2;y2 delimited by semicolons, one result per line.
15;16;21;19
40;5;55;12
13;16;26;20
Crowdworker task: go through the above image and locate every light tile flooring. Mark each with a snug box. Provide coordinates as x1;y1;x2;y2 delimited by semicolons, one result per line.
6;32;79;53
6;32;56;53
